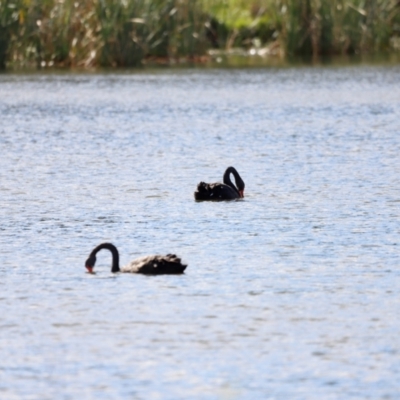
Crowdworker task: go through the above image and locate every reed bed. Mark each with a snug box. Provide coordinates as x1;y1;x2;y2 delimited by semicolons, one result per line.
0;0;399;69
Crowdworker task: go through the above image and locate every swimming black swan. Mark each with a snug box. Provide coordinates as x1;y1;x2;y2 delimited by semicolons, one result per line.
194;166;245;201
85;243;187;275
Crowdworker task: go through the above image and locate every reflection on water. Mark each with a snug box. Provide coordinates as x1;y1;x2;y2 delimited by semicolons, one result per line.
0;66;399;399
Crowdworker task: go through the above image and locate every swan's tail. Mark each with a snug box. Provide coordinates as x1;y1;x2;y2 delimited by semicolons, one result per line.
196;182;209;192
194;182;211;201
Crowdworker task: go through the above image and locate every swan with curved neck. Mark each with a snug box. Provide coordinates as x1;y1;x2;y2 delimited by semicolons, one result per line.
85;243;187;275
194;166;245;201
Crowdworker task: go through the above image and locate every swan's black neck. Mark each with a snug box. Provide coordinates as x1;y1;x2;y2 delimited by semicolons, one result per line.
91;243;120;273
223;166;244;195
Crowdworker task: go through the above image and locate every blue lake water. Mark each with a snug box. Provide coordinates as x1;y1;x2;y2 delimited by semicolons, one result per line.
0;66;399;399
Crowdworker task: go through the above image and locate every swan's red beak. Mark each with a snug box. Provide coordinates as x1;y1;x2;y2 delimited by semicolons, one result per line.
86;265;94;274
239;190;244;198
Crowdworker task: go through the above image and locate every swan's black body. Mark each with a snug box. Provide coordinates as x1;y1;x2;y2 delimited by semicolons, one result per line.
194;166;245;201
85;243;187;275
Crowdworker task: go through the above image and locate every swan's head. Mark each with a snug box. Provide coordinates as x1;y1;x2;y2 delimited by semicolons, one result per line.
85;256;96;274
237;181;245;198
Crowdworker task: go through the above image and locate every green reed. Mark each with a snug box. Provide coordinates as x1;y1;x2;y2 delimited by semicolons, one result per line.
0;0;399;69
2;0;207;68
0;0;22;68
283;0;400;58
206;0;399;57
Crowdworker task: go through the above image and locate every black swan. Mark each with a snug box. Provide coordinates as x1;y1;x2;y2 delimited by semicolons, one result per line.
85;243;187;275
194;166;245;201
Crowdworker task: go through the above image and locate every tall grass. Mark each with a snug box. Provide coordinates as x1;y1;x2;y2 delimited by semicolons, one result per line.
4;0;207;68
206;0;400;58
0;0;399;69
282;0;400;58
0;0;22;68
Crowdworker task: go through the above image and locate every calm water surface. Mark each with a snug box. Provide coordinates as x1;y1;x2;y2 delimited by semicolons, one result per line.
0;66;399;399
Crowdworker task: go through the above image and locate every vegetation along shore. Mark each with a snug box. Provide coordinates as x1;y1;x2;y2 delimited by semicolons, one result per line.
0;0;399;70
